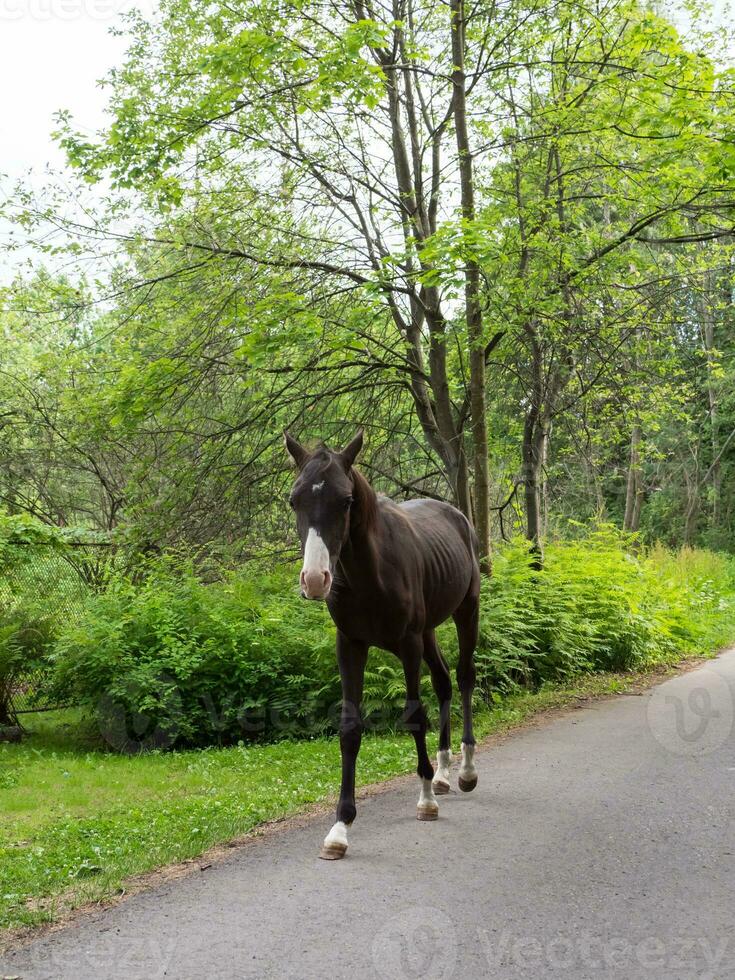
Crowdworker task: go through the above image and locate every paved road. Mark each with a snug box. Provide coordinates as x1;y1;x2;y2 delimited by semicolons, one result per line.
4;652;735;980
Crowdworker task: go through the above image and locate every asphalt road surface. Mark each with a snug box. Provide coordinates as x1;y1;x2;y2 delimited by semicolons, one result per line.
3;650;735;980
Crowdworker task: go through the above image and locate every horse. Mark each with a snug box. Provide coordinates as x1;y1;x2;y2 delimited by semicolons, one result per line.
284;429;480;860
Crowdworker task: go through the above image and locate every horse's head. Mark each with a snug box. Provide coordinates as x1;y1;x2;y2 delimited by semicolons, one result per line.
283;429;363;600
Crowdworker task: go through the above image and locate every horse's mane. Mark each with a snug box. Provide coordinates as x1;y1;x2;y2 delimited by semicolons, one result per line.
350;466;378;534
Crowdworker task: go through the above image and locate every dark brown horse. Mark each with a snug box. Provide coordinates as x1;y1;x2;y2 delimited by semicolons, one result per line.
284;429;480;859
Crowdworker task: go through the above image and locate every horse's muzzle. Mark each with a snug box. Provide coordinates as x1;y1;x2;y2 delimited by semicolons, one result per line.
300;567;332;600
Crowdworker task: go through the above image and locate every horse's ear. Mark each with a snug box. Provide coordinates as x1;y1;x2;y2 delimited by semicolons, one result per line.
339;429;364;471
283;431;310;470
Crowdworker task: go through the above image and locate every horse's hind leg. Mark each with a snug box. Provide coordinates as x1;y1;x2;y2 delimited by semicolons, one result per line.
453;590;479;792
399;633;439;821
423;629;452;795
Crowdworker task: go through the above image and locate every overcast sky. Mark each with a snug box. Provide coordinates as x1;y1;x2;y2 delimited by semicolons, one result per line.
1;0;157;185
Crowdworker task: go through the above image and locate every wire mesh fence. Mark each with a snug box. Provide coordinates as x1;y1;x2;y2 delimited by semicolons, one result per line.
1;541;118;718
8;668;58;715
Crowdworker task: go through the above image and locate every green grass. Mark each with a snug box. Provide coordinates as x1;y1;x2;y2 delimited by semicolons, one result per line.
0;661;713;940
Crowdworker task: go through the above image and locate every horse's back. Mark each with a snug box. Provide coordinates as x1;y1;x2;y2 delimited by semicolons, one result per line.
396;498;478;561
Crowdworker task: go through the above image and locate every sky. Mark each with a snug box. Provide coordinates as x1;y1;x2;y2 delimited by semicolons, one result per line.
0;0;156;279
1;0;156;183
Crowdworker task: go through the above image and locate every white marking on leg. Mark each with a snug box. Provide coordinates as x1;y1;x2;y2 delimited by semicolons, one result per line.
417;776;439;819
459;742;477;785
432;748;452;793
419;777;437;807
324;820;348;850
301;527;332;598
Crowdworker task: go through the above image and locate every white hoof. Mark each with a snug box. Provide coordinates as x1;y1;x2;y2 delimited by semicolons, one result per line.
432;748;452;794
417;776;439;820
459;742;478;792
320;820;348;860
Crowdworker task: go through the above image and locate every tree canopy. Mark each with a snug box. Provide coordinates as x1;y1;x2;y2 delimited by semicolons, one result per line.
2;0;735;559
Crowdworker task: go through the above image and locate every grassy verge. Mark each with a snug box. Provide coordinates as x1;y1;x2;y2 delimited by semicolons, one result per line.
0;651;725;944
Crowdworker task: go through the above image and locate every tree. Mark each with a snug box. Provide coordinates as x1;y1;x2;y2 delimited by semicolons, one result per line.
2;0;732;560
470;0;735;554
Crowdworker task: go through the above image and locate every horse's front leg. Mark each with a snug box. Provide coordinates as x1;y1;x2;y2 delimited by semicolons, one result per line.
320;631;368;860
400;633;438;821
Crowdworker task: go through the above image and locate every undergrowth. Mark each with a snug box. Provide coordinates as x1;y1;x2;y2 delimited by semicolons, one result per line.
48;527;735;749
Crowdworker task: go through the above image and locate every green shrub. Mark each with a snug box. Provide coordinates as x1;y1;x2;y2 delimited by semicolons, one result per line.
52;558;342;749
50;529;735;751
468;527;735;692
0;512;82;724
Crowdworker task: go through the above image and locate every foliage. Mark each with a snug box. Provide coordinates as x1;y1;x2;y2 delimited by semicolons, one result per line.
0;513;90;723
51;531;735;750
474;528;735;690
3;1;734;557
52;558;342;747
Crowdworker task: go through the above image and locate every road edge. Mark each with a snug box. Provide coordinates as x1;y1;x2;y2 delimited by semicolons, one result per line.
0;648;725;955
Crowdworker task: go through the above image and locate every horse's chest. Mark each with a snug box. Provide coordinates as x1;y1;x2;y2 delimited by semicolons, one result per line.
327;587;413;647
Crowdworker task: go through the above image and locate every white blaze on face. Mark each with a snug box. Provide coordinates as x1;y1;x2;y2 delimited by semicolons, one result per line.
300;527;332;599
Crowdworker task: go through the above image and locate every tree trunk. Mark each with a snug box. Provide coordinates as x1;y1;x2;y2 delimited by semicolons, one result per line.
631;481;643;534
541;420;551;536
692;233;723;533
684;468;700;546
701;278;720;528
450;0;491;572
623;424;643;532
451;445;473;523
379;34;472;521
522;411;545;568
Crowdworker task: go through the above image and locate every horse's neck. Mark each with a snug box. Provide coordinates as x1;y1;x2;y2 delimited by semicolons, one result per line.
337;528;380;593
337;479;381;591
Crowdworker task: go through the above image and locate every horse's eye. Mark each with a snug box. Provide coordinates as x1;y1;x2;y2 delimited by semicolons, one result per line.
343;497;353;510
